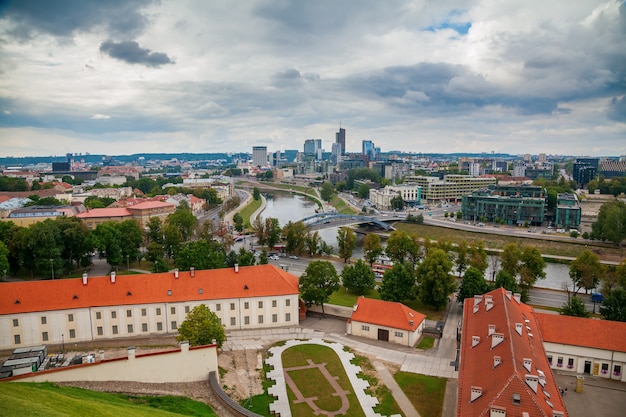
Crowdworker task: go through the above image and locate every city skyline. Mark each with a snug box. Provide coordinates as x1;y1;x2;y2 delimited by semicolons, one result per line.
1;0;625;158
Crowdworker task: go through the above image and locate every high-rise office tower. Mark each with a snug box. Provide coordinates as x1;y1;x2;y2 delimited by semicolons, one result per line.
252;146;268;167
336;127;346;156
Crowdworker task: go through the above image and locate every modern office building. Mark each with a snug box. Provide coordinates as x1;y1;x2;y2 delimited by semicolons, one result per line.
554;193;581;229
336;127;346;156
362;140;376;161
252;146;268;167
461;184;546;226
404;175;496;203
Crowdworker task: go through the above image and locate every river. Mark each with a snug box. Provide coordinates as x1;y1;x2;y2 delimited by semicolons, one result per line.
257;190;573;291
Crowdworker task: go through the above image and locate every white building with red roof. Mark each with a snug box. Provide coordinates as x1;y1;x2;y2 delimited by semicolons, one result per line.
347;297;426;347
0;264;300;351
535;314;626;382
458;288;568;417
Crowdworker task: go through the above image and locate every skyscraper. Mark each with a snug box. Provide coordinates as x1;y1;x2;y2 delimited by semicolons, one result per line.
252;146;267;167
336;127;346;156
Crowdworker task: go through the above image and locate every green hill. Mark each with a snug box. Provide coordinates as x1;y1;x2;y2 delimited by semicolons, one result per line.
0;382;218;417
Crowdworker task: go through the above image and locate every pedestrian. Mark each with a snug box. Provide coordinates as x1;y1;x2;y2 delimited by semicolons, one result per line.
564;388;567;396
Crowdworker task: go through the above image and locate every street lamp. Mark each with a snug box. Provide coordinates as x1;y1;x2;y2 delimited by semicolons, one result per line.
50;259;54;280
61;333;65;353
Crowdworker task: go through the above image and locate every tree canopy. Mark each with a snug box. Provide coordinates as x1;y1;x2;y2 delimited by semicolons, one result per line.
569;250;602;294
559;296;590;318
591;200;626;245
299;260;340;317
341;259;376;295
337;227;356;263
456;267;488;303
379;262;416;302
417;248;456;310
176;304;226;347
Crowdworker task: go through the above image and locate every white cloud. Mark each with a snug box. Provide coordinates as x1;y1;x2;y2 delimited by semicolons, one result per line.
90;114;111;120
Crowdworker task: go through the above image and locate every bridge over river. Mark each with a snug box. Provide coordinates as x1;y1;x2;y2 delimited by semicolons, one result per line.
300;212;396;231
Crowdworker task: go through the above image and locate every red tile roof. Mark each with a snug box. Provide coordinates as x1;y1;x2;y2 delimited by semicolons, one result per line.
535;313;626;353
350;297;425;331
0;265;299;315
457;288;567;417
127;201;174;210
76;208;132;218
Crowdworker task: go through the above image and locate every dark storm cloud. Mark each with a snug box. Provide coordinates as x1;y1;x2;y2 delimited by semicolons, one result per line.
0;0;157;40
99;40;174;67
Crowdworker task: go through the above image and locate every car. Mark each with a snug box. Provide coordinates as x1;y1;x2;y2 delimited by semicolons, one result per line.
289;255;298;259
269;255;280;261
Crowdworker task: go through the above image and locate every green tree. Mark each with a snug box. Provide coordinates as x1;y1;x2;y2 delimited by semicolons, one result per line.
176;304;226;347
363;233;383;266
591;200;626;245
253;216;266;247
455;240;470;278
559;297;591;318
468;241;488;275
252;187;261;200
145;217;164;244
56;216;91;272
600;288;626;322
337;227;356;263
265;217;282;249
518;246;546;294
417;248;456;310
232;212;244;233
174;240;226;271
282;220;307;255
167;201;198;242
29;219;63;277
569;250;603;294
379;262;416;302
456;267;488;303
341;259;376;295
117;220;143;267
0;241;9;279
258;250;269;265
299;260;340;317
500;243;521;277
303;230;321;257
385;230;414;264
357;183;371;199
90;221;123;266
389;195;404;211
320;181;335;202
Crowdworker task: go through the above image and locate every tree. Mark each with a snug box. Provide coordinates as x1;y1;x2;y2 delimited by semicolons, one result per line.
145;217;164;244
56;216;92;272
337;227;356;263
390;195;404;211
500;243;521;277
468;241;488;275
253;216;266;247
600;288;626;322
518;246;546;294
117;220;143;267
591;200;626;245
265;217;282;249
29;219;63;277
379;262;416;302
559;297;591;318
176;304;226;347
91;221;123;266
252;187;261;200
417;248;456;310
167;201;198;242
299;260;340;317
385;230;414;264
357;183;371;199
303;230;321;257
455;240;470;278
493;270;520;294
0;241;9;279
569;250;602;294
282;220;307;254
363;233;383;266
232;212;244;233
320;181;335;202
456;267;488;303
174;240;226;271
341;260;376;295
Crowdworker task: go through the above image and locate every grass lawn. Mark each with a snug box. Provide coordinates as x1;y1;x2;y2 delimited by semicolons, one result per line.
328;286;446;321
394;223;624;261
0;382;217;417
282;344;365;417
237;197;262;229
244;359;276;416
394;372;447;417
330;195;358;215
417;336;435;350
349;351;403;416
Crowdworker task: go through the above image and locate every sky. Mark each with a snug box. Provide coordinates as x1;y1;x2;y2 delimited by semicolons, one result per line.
0;0;625;158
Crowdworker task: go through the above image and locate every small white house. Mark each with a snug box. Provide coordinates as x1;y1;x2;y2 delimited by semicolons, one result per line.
347;297;426;347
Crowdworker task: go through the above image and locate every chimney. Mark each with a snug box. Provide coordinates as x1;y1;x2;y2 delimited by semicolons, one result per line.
110;271;116;283
491;333;504;348
409;320;414;327
470;386;482;402
513;293;521;304
515;323;523;335
174;269;179;278
472;336;480;347
474;295;483;306
127;346;136;360
234;264;239;273
505;290;512;300
190;267;195;277
523;358;532;372
552;411;565;417
494;356;501;367
525;374;538;393
488;324;496;336
82;273;88;285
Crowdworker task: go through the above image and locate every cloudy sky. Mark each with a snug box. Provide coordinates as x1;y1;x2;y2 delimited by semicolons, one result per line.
1;0;625;158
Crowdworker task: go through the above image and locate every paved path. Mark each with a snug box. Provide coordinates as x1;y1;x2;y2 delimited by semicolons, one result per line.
373;360;420;417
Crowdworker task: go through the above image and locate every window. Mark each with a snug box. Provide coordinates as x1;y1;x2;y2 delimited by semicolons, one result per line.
112;325;118;334
258;301;263;308
614;365;622;376
395;331;403;338
272;314;278;323
171;307;176;314
42;332;49;341
568;358;574;369
12;319;18;327
171;321;177;330
230;317;236;326
512;393;521;405
244;316;250;325
41;316;47;325
258;315;264;324
601;363;609;374
157;322;163;331
141;308;147;317
68;314;74;322
95;312;101;320
156;308;162;316
126;309;132;318
244;302;249;309
14;335;20;344
112;311;117;319
126;324;133;333
272;300;277;308
69;329;76;339
216;304;221;311
285;313;291;322
230;303;235;310
557;357;563;367
286;299;290;307
142;323;148;332
185;306;190;313
362;325;370;331
97;327;103;336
